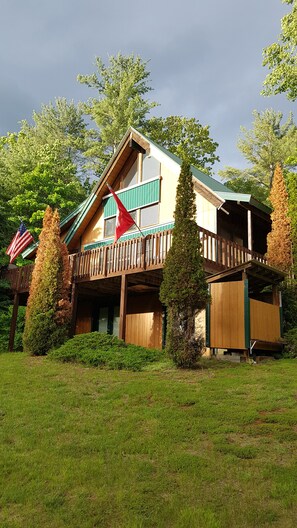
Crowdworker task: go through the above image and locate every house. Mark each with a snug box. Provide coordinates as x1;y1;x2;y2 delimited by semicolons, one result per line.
4;128;285;357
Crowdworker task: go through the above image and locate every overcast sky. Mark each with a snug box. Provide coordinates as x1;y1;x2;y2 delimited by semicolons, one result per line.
1;0;295;177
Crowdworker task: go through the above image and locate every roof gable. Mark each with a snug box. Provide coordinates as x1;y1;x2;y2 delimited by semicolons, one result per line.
63;127;270;249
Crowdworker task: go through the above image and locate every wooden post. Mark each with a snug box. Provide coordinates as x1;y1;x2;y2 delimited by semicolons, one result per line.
8;293;19;352
70;282;78;337
272;285;279;306
119;274;127;341
247;209;253;251
141;237;146;270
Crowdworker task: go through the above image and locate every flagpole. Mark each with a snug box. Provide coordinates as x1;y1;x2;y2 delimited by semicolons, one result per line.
132;221;145;238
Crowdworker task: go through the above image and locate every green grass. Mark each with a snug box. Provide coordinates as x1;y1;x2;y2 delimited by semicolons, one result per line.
1;353;297;527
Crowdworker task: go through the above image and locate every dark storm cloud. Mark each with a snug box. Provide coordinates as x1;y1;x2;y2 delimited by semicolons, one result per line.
0;0;295;175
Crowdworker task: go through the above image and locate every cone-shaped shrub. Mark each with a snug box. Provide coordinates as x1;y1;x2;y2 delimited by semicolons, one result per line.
160;161;210;367
267;163;292;272
23;207;71;355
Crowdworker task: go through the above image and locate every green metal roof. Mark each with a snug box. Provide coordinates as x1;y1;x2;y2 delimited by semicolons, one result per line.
60;199;88;229
216;191;271;214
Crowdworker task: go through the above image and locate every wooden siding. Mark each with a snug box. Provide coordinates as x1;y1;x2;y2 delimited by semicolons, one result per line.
126;294;163;349
75;301;92;334
210;281;245;349
250;299;280;342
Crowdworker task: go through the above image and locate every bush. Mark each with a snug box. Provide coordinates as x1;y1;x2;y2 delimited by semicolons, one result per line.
281;282;297;333
0;305;26;352
284;328;297;358
23;310;68;356
48;332;165;371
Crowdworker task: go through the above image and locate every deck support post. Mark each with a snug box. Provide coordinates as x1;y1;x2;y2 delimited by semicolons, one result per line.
70;282;78;337
247;210;253;251
272;285;279;306
8;292;20;352
119;274;127;341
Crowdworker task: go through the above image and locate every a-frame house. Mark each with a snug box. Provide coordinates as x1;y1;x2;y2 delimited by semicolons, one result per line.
4;128;285;358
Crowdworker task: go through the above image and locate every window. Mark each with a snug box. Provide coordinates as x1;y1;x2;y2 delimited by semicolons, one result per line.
140;204;159;227
142;154;160;181
98;307;108;333
123;160;138;188
95;306;120;336
113;306;120;337
126;210;137;232
104;210;137;238
104;216;116;238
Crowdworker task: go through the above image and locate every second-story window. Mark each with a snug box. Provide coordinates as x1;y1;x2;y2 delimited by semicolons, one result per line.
123;159;138;188
142;154;160;181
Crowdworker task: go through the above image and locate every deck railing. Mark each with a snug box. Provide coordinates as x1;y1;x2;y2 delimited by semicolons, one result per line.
2;226;267;292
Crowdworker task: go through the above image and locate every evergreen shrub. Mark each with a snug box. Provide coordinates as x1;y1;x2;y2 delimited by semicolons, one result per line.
48;332;165;371
23;207;71;355
160;161;209;367
284;328;297;358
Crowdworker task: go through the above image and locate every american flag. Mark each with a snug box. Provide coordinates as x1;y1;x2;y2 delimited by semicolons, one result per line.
6;222;34;264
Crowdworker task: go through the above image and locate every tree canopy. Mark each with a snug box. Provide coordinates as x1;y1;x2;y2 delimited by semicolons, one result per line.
0;99;89;239
78;54;219;176
262;0;297;101
78;53;158;174
144;116;219;174
219;109;297;202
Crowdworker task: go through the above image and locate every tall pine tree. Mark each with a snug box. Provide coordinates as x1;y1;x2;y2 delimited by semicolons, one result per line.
23;207;71;355
160;161;209;367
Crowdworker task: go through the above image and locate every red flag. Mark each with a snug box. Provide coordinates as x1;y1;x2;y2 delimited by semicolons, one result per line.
6;222;34;263
107;184;135;242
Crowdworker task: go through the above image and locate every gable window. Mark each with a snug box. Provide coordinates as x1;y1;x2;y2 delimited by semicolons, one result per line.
121;153;160;189
142;154;160;181
123;159;138;188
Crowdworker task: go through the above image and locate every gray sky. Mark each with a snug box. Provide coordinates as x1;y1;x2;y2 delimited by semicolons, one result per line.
0;0;295;177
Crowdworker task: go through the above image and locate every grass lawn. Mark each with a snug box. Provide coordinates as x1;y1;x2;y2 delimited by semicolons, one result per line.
0;353;297;528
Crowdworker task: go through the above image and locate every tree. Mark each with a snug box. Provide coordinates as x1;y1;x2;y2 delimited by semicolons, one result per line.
219;109;297;198
26;98;91;180
8;143;87;238
78;53;158;174
0;99;90;237
219;167;270;204
262;0;297;101
266;163;292;272
144;116;219;174
160;161;210;367
23;207;71;355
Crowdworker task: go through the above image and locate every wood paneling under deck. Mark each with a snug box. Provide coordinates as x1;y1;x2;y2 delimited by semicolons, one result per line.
210;281;245;349
126;294;163;349
75;301;92;334
250;299;280;342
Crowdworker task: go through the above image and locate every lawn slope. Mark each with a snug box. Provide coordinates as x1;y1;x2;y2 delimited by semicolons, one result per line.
0;353;297;528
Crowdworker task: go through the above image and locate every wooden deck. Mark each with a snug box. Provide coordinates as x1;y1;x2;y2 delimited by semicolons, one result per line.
3;226;267;293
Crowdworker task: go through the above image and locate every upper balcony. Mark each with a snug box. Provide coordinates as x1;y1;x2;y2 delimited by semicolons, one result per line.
2;225;267;294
